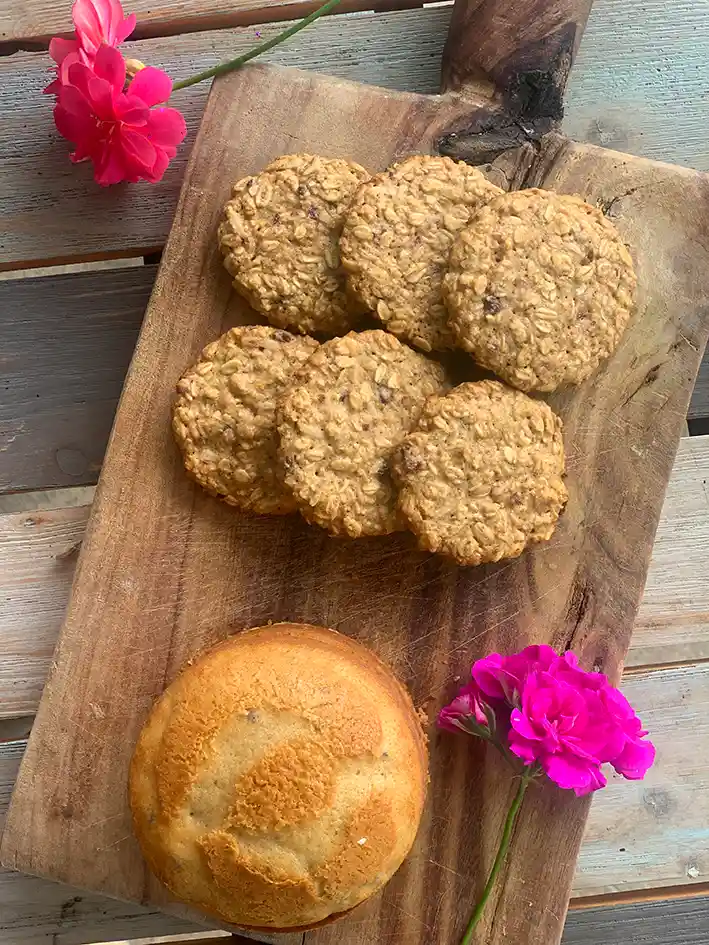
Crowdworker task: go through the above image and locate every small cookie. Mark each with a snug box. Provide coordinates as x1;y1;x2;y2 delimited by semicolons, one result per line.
173;326;319;514
218;154;370;335
393;380;567;566
443;189;637;392
340;155;502;352
277;329;449;537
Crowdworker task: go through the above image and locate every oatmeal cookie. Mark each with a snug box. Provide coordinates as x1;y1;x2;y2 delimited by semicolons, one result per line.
393;380;567;566
218;154;370;335
277;329;449;537
173;326;318;514
443;189;637;391
340;155;502;352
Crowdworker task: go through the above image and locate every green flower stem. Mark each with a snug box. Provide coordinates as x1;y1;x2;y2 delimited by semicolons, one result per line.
172;0;343;91
459;770;534;945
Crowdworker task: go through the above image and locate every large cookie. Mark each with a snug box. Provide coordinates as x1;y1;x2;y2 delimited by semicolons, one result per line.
340;155;502;352
172;326;318;514
277;329;449;537
393;380;567;566
218;154;370;336
443;189;637;392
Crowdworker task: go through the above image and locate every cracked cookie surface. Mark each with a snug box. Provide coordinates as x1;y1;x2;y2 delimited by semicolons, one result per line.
340;155;502;352
393;380;567;565
173;326;319;514
219;154;370;335
444;189;636;391
277;329;449;537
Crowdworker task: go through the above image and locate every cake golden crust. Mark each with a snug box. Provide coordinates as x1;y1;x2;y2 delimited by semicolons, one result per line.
129;623;428;931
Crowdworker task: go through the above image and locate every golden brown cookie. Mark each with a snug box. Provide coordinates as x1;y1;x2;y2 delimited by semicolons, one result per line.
218;154;370;335
443;189;637;391
277;329;449;537
129;623;428;930
340;155;502;352
172;326;318;514
393;380;567;566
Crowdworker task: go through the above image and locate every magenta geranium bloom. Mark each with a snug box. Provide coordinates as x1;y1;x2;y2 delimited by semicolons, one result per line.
54;45;186;185
45;0;136;94
438;644;655;797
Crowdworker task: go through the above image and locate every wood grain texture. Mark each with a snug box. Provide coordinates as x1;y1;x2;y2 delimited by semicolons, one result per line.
1;436;707;720
564;0;709;170
689;352;709;420
442;0;594;115
0;0;420;44
0;267;153;494
0;9;450;269
2;52;708;943
0;264;704;496
5;2;709;267
3;664;709;943
0;260;704;496
562;896;709;944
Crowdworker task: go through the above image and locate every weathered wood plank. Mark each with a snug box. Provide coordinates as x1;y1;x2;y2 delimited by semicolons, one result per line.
1;437;707;720
562;895;709;944
575;664;709;897
0;261;705;497
0;8;448;269
564;0;709;172
2;663;708;942
689;350;709;420
0;0;420;45
5;1;709;268
2;436;707;720
0;267;153;494
630;436;709;667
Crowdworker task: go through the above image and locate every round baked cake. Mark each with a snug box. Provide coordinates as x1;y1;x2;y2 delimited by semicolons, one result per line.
277;329;450;537
172;326;318;514
129;623;428;930
443;189;637;391
218;154;370;335
393;380;568;566
340;155;502;352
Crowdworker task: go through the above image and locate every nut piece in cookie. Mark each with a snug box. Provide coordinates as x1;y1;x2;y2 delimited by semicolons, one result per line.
277;329;449;537
444;189;637;392
218;154;370;336
172;326;318;514
393;380;567;566
340;155;502;352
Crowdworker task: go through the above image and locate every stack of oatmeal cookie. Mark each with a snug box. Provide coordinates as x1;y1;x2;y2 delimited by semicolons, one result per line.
172;152;636;566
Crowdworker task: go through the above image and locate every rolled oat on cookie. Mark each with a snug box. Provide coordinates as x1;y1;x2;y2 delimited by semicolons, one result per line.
443;189;636;392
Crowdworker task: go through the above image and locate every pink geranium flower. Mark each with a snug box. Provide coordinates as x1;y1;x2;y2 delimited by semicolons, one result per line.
45;0;136;94
438;645;655;797
54;45;186;185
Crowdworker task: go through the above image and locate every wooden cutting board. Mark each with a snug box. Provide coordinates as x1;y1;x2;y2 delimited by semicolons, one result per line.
3;1;709;943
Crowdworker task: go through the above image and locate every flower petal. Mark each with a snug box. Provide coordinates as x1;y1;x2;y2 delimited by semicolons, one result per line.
145;106;187;148
49;36;80;65
118;126;158;177
114;93;150;125
543;752;606;795
72;0;105;55
129;66;173;107
115;11;137;42
94;146;128;186
54;86;95;141
93;44;126;92
612;737;656;780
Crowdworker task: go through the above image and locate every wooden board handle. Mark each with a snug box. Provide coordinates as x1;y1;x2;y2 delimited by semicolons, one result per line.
441;0;595;119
